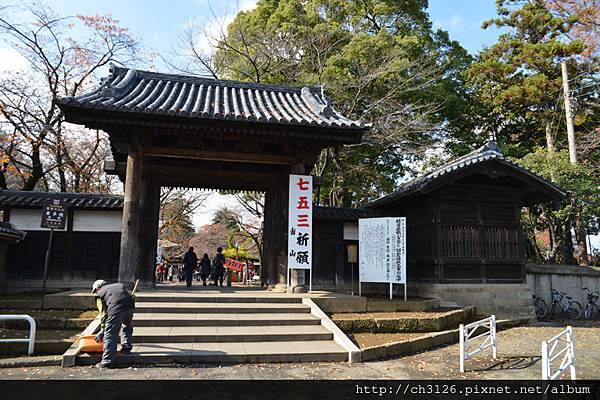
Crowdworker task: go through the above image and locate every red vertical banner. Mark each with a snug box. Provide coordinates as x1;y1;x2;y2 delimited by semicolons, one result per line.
288;174;312;270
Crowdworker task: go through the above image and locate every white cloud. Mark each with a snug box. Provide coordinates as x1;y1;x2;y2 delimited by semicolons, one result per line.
191;0;258;57
192;192;240;229
0;46;28;74
432;13;464;32
449;13;464;29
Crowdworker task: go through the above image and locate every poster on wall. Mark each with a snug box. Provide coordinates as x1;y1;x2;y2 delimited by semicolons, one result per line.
287;175;313;290
359;217;406;299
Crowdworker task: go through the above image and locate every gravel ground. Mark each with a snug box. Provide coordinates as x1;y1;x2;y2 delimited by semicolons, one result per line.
0;324;597;380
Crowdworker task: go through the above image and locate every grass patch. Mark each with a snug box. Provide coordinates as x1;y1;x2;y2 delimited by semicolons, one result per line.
331;308;459;320
0;328;79;340
0;292;44;300
0;310;97;319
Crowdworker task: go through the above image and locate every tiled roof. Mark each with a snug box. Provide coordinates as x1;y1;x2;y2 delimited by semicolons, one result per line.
367;141;567;208
314;206;376;221
0;222;26;241
0;190;123;210
57;65;369;130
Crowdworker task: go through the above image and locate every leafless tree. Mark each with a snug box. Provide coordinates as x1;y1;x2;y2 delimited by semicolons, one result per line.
0;3;143;191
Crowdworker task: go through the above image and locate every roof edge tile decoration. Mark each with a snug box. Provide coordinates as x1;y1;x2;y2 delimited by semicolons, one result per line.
367;140;567;209
57;65;370;130
0;190;124;210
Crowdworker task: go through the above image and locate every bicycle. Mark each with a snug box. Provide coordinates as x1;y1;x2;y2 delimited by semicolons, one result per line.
533;294;547;319
549;289;582;320
582;287;600;320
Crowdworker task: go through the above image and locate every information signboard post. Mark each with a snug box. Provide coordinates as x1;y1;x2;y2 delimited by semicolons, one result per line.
358;217;406;300
287;174;313;292
40;198;67;309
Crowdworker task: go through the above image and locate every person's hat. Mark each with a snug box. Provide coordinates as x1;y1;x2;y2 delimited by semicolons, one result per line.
91;279;106;293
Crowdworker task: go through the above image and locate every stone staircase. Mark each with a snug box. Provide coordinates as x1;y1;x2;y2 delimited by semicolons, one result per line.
74;291;349;365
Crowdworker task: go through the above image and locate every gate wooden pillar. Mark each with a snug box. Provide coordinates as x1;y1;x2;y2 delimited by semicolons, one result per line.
263;183;288;289
118;145;159;286
139;167;160;286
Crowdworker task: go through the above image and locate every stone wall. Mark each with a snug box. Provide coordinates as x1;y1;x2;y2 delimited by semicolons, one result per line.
408;283;535;319
526;264;600;307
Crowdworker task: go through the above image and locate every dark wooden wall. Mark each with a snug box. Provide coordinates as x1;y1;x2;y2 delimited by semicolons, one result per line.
374;178;527;284
6;231;120;281
312;220;344;288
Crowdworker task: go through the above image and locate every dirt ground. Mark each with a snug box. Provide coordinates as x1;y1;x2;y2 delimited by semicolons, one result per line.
349;332;427;348
0;324;598;380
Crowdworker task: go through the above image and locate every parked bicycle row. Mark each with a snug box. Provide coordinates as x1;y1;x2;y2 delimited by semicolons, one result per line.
533;287;600;320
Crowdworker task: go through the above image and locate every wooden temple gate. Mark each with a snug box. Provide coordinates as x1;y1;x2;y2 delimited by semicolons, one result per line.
57;66;368;287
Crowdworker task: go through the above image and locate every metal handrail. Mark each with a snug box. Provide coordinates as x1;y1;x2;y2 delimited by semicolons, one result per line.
459;315;497;373
0;314;36;355
542;326;576;381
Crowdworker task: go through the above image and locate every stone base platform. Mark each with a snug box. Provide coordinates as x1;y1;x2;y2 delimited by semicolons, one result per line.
44;285;439;313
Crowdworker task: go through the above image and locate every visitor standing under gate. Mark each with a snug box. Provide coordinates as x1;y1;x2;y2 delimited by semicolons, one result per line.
199;253;211;286
183;247;198;288
212;247;226;287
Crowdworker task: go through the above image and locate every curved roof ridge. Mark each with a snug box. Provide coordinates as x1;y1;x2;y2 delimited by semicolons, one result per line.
56;65;368;131
366;140;566;208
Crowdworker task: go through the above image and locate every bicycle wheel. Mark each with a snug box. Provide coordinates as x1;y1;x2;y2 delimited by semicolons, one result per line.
567;301;582;320
549;301;559;320
535;298;547;319
584;304;594;320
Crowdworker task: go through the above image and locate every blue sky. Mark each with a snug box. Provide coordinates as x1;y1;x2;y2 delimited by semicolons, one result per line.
1;0;505;74
0;0;507;228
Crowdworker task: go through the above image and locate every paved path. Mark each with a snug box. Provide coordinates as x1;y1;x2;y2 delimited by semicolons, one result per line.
1;325;598;379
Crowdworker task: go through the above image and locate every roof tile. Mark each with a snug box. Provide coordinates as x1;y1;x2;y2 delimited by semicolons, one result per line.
58;66;368;130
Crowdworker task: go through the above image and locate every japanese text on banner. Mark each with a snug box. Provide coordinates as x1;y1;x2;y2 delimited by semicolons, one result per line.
288;175;312;270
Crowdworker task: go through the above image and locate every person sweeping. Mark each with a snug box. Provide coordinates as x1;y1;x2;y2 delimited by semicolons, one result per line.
91;279;136;369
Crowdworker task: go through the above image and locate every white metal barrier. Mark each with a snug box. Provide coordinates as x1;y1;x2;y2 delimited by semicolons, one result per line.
0;314;36;355
542;326;576;381
459;315;497;372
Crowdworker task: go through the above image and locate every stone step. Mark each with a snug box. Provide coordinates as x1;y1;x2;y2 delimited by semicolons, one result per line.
132;325;333;343
135;295;302;304
75;340;348;364
134;302;310;314
133;313;322;327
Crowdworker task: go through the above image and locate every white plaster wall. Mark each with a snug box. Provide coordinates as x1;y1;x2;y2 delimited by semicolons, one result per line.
72;210;122;232
343;222;358;240
8;208;58;231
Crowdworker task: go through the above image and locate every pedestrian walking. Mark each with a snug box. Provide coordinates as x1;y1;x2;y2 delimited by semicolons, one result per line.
212;247;226;287
199;253;211;286
183;247;198;288
92;280;135;369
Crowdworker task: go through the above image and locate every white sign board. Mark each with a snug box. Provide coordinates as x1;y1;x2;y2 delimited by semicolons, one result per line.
359;218;390;283
288;175;312;271
359;217;406;298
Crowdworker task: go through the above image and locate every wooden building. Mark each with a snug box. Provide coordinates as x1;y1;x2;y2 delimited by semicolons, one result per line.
0;221;26;289
0;141;565;309
56;66;368;288
0;190;123;288
312;142;566;291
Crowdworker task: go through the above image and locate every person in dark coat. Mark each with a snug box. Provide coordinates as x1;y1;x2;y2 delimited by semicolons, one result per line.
212;247;226;287
183;247;198;288
199;253;211;286
92;280;135;369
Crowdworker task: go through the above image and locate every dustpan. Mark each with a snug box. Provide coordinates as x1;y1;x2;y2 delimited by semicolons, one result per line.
77;335;104;353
